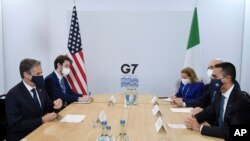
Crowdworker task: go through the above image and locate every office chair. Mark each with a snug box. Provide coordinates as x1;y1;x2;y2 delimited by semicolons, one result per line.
0;94;7;141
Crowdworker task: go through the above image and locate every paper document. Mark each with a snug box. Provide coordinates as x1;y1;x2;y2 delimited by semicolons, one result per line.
170;108;193;113
73;100;90;104
60;114;86;123
167;123;187;129
162;97;173;102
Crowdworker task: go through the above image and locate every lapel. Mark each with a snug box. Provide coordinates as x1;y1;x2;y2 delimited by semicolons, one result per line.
20;81;43;114
52;71;63;89
224;87;238;120
36;87;45;110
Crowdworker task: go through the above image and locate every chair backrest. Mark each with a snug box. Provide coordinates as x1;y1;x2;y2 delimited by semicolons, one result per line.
241;91;250;100
0;94;7;140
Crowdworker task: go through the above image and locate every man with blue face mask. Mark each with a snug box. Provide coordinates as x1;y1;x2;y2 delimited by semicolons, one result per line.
5;58;62;141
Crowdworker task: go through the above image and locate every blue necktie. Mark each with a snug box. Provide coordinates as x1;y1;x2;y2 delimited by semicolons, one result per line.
218;95;225;127
60;78;66;94
31;88;41;111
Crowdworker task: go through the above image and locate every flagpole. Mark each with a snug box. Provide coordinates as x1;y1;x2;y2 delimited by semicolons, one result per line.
195;0;198;7
73;0;76;6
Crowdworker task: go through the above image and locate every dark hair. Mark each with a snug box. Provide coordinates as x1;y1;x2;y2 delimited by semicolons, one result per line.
214;62;236;82
19;58;41;78
54;55;72;69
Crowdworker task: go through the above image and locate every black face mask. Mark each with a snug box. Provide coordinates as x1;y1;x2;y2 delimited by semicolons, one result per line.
31;75;44;89
210;78;223;92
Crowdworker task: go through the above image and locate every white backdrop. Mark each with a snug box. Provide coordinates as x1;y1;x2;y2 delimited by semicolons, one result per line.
241;0;250;93
0;0;5;95
1;0;249;96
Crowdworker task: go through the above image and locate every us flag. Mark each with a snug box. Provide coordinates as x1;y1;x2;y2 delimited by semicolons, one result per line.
66;6;88;95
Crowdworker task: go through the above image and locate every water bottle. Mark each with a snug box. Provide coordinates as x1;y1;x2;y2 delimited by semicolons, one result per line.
98;121;107;141
106;126;113;141
125;88;130;105
116;120;129;141
132;87;138;105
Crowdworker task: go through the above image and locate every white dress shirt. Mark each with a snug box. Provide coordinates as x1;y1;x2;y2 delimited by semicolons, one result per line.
221;85;234;120
54;70;63;81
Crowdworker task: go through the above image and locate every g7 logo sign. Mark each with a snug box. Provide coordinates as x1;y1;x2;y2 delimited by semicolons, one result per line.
121;64;138;74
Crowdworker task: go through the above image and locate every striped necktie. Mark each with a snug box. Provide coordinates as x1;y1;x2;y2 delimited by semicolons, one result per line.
60;78;66;94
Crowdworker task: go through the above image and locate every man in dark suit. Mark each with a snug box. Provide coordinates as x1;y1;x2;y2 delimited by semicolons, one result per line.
5;58;62;141
45;55;91;107
185;62;250;140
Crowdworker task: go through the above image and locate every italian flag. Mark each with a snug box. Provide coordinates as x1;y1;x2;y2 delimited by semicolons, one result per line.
184;7;201;78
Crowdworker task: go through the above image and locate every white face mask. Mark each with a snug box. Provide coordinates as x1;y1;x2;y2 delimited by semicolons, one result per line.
62;67;71;76
181;78;190;85
207;69;213;78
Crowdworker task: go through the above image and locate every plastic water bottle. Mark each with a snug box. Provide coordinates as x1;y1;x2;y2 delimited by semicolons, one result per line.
116;120;129;141
106;126;114;141
98;121;107;141
132;87;138;105
125;88;130;105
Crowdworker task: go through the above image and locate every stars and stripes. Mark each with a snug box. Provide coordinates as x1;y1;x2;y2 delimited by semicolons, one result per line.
66;6;88;95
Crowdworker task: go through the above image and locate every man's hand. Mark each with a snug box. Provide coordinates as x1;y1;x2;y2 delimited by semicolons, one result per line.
184;117;201;131
191;107;203;115
42;112;57;123
170;95;177;100
78;95;91;102
172;98;184;107
53;99;62;109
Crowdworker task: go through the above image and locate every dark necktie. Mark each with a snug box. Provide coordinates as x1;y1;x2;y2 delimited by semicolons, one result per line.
211;91;216;102
218;95;225;127
60;78;66;94
31;88;41;111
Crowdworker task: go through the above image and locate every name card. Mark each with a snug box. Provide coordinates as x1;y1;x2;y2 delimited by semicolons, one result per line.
151;96;158;105
98;110;107;122
110;95;116;103
154;117;167;133
152;105;161;116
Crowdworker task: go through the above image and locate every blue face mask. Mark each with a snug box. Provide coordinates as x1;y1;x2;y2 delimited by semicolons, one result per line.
31;75;44;88
210;79;223;92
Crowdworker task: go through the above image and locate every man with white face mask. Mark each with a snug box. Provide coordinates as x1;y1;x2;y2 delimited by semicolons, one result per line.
45;55;91;108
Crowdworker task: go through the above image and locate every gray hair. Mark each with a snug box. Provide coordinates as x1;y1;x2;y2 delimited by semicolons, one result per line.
19;58;41;78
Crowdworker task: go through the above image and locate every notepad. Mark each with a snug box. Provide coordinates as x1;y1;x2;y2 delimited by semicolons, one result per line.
170;108;193;113
167;123;187;129
60;114;86;123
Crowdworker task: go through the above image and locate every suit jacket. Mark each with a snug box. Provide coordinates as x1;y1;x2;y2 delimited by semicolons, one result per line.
175;82;204;102
195;86;250;140
44;72;82;104
186;80;241;108
5;81;54;141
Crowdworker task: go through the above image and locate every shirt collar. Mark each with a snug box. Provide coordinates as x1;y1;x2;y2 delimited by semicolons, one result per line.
54;70;63;80
23;80;35;91
222;84;234;98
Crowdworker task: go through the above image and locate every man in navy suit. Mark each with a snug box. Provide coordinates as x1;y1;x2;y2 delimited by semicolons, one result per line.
5;58;62;141
45;55;91;107
184;62;250;140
